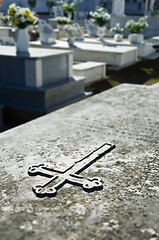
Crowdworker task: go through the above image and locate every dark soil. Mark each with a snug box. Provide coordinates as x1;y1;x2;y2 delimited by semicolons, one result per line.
85;57;159;94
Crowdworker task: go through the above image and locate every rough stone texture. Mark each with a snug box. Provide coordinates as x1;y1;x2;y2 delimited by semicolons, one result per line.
0;83;159;240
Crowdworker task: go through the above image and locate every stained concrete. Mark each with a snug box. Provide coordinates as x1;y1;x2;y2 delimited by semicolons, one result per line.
0;83;159;240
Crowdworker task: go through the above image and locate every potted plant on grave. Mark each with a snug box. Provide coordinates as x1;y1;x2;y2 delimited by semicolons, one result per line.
56;16;71;31
46;0;56;16
64;24;77;45
110;23;124;42
125;16;148;44
6;4;38;55
89;8;110;41
57;0;83;20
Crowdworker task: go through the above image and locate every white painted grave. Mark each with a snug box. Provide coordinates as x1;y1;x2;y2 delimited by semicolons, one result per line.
73;61;106;85
81;38;155;58
30;40;138;68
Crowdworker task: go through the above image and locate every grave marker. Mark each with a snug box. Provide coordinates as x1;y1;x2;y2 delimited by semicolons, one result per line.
38;19;56;44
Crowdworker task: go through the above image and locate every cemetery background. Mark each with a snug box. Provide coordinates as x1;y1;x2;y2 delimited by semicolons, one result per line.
0;1;159;240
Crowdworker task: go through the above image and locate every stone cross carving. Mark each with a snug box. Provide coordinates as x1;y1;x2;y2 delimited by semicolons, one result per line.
28;142;116;197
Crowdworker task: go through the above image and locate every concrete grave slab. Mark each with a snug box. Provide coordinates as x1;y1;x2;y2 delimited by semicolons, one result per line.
73;61;106;85
0;83;159;239
82;37;155;58
30;40;138;68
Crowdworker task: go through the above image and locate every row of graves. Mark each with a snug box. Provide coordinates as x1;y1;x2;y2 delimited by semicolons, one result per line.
0;4;159;131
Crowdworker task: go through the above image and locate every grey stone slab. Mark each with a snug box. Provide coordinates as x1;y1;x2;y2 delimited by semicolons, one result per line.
30;40;138;67
0;83;159;240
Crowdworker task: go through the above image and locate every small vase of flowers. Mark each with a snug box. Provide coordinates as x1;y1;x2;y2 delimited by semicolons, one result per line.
58;0;83;20
65;25;77;46
89;8;110;41
125;16;148;44
6;4;38;55
111;23;124;42
56;16;71;31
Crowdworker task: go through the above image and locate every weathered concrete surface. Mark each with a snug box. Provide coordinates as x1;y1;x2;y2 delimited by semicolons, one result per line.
0;83;159;240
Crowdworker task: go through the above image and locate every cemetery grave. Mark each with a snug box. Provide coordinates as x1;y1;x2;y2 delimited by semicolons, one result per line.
0;2;159;238
0;45;88;128
0;83;159;240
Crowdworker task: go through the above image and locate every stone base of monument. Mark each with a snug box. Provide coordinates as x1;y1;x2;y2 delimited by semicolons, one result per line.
73;61;106;86
0;46;87;125
2;76;87;127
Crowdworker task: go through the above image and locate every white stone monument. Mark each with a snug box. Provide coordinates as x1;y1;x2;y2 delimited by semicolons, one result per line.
85;20;97;37
39;19;56;45
112;0;125;16
73;23;84;41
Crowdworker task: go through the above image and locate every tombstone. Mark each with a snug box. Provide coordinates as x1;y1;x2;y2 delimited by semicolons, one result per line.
73;23;84;41
53;6;64;18
85;19;97;37
0;82;159;239
38;19;56;44
111;0;125;16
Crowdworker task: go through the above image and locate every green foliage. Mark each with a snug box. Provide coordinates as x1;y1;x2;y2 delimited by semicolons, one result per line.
111;23;124;34
125;17;148;33
89;8;110;27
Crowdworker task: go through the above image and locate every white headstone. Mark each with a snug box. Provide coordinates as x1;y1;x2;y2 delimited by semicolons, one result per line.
85;20;97;37
38;19;56;44
73;23;84;41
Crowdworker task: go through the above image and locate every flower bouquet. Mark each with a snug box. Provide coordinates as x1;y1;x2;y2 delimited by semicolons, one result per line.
111;23;124;41
111;23;124;34
56;16;71;25
125;17;148;34
6;4;39;55
125;16;148;43
89;8;110;27
6;4;38;29
57;0;83;19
